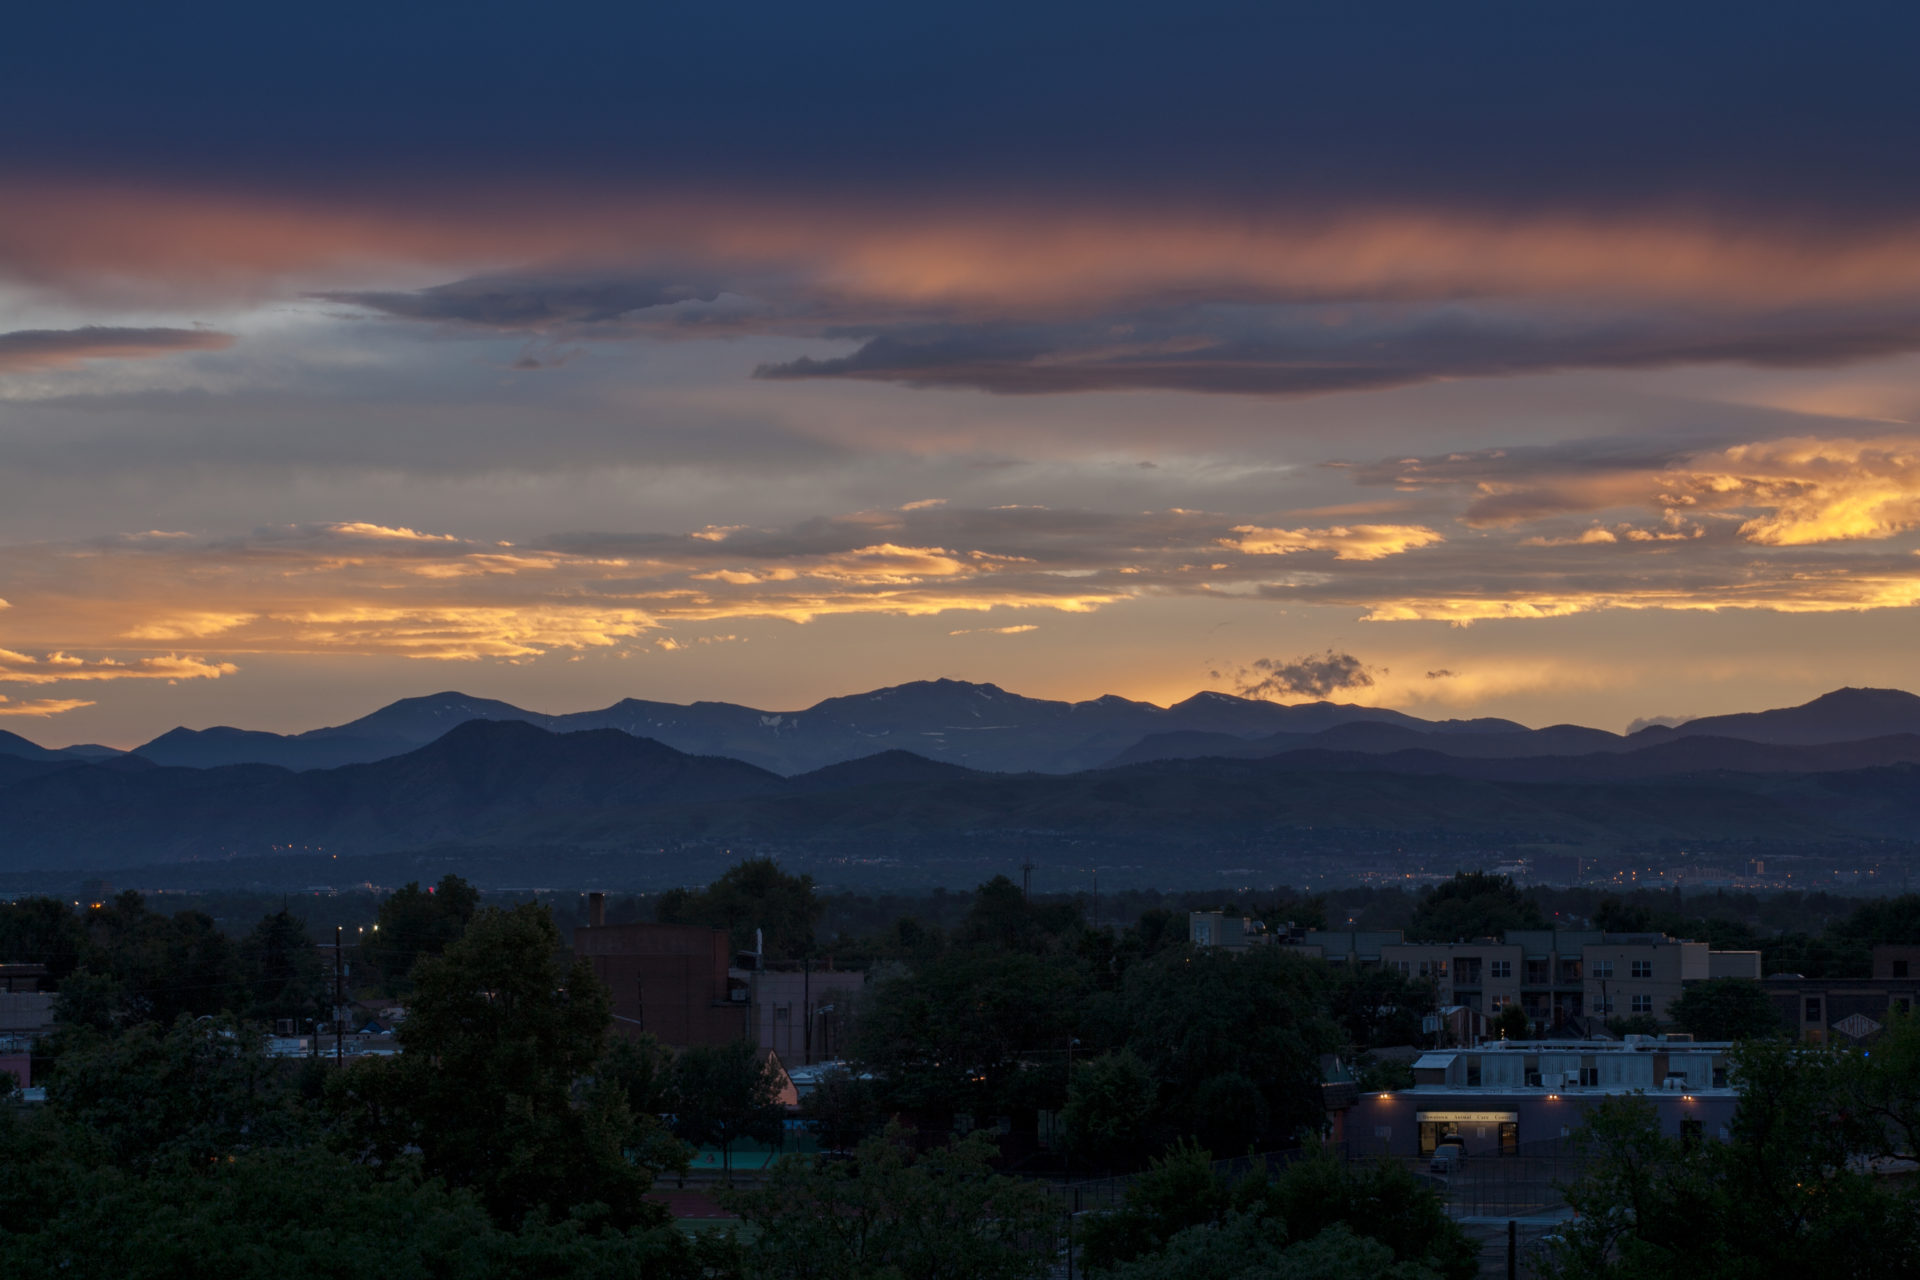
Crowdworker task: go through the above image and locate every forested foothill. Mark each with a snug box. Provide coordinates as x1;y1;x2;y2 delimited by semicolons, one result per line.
6;864;1920;1275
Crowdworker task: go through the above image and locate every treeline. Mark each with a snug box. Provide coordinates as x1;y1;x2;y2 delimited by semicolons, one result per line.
1;869;1478;1280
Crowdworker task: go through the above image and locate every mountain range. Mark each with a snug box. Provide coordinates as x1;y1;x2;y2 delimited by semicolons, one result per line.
12;681;1920;778
2;685;1920;879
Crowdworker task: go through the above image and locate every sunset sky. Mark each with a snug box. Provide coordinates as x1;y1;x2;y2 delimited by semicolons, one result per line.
7;3;1920;746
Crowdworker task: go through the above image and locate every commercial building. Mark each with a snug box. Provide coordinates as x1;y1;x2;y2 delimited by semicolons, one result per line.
1350;1036;1739;1159
574;914;754;1048
1186;912;1271;950
748;966;864;1067
573;893;865;1056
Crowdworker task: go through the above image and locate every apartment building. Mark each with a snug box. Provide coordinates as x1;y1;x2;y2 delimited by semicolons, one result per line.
1271;927;1759;1035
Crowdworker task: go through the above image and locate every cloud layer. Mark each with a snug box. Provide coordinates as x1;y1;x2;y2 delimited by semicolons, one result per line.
0;326;233;372
5;432;1920;698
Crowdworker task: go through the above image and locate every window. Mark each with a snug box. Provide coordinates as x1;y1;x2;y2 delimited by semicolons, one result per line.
1631;960;1653;979
1592;960;1613;979
1580;1066;1600;1087
1805;997;1823;1023
1631;994;1654;1014
1491;960;1512;979
1895;960;1910;978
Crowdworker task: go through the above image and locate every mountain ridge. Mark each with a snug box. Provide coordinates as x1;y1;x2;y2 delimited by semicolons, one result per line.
7;680;1920;779
3;716;1920;878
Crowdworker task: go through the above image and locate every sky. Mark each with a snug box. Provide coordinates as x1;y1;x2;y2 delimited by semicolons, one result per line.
7;2;1920;747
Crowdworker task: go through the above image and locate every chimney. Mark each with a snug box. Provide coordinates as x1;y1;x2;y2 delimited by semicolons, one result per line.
588;892;605;928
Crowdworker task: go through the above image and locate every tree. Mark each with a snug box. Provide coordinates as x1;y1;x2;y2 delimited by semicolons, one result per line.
1327;963;1435;1049
1078;1140;1230;1273
1548;1042;1920;1279
800;1064;883;1152
1118;946;1338;1154
330;902;666;1229
361;874;480;993
0;1120;720;1280
236;907;327;1024
855;947;1087;1121
957;875;1031;949
1106;1218;1435;1280
1405;872;1545;942
1665;977;1784;1041
44;1016;316;1169
0;896;91;981
1842;1007;1920;1163
657;858;821;959
1242;1151;1476;1280
669;1039;787;1180
724;1125;1055;1280
1495;1001;1531;1040
1063;1049;1157;1171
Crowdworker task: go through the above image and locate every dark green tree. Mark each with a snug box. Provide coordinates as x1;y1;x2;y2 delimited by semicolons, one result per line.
1241;1151;1476;1280
44;1016;315;1169
724;1125;1055;1280
1405;872;1545;942
236;907;327;1024
657;858;822;959
1079;1140;1230;1272
1105;1219;1432;1280
1327;963;1435;1049
1665;977;1784;1041
329;902;667;1229
361;874;480;993
669;1039;787;1179
0;1120;720;1280
855;947;1087;1120
1063;1048;1158;1171
799;1064;884;1152
0;896;91;980
1494;1001;1531;1040
1118;946;1338;1154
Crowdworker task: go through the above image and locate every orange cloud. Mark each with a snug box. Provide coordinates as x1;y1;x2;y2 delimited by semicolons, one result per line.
0;696;96;717
0;650;237;685
1227;524;1445;560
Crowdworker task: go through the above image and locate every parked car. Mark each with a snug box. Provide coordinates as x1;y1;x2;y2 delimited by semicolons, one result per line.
1429;1138;1467;1173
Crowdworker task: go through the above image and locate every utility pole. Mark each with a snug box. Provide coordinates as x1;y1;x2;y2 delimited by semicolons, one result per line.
1021;860;1034;902
334;925;344;1067
1090;866;1099;931
803;955;812;1065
